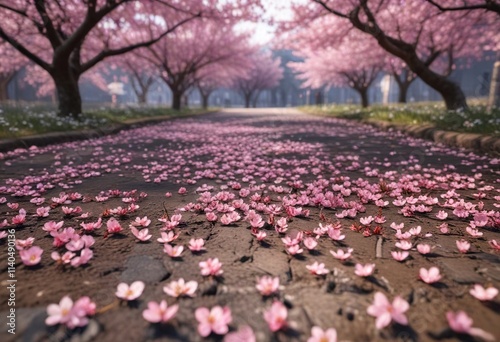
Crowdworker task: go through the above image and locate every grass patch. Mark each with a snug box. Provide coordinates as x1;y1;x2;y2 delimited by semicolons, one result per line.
300;101;500;136
0;103;211;140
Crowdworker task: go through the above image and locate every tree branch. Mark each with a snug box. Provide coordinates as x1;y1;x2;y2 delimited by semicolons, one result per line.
425;0;500;15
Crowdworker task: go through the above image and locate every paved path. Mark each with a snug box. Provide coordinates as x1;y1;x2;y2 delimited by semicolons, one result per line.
0;108;499;342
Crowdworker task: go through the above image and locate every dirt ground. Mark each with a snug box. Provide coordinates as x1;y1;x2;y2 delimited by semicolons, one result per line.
0;108;499;342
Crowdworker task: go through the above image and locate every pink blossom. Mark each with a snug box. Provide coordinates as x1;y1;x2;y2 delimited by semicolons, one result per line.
51;227;78;247
15;237;35;250
46;296;74;327
142;300;179;323
355;263;375;277
80;218;102;232
247;213;265;228
220;213;235;225
195;306;232;337
438;223;449;234
395;240;412;250
70;248;93;267
164;244;184;257
106;217;123;234
435;211;448;220
199;258;223;276
416;244;432;255
12;210;26;225
281;233;302;247
327;227;345;241
390;222;404;230
51;251;75;264
275;217;288;233
330;248;353;261
303;237;318;250
409;226;421;236
81;235;95;248
45;295;95;329
489;239;500;251
367;292;409;329
178;187;187;194
165;192;172;198
263;301;287;332
7;202;19;210
62;206;82;215
224;325;256;342
116;281;145;300
253;230;267;241
45;296;79;328
163;278;198;297
19;246;43;266
456;240;471;254
306;261;329;275
360;216;374;225
256;276;280;296
95;195;109;202
132;216;151;227
188;238;206;252
66;237;86;251
446;311;494;341
206;212;218;222
286;244;303;255
73;296;96;318
469;284;498;301
466;226;483;238
419;267;442;284
36;206;50;217
0;231;7;239
308;326;337;342
391;251;409;262
130;226;152;241
472;212;489;227
157;231;179;244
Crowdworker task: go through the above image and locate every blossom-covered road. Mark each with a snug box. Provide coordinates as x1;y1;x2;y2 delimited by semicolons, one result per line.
0;108;499;342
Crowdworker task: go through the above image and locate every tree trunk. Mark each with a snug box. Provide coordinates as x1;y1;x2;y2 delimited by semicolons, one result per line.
355;88;369;108
349;11;468;110
52;68;82;117
244;93;251;108
201;94;209;109
137;93;147;104
0;79;9;101
0;71;16;102
397;82;409;103
172;90;183;110
252;90;262;108
488;60;500;111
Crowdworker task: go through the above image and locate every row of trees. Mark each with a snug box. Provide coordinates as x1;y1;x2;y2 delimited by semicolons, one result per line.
0;0;283;115
284;0;499;109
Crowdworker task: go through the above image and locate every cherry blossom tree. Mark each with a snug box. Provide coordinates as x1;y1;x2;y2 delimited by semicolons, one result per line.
109;54;158;105
233;50;283;108
290;31;386;107
0;1;217;116
142;19;254;110
196;63;249;109
288;0;499;110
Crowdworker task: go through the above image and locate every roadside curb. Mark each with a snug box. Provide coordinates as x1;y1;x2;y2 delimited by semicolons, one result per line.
0;111;214;153
364;120;500;156
304;111;499;156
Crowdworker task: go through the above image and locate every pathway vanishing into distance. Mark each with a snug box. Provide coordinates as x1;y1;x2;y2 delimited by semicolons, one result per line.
1;108;499;342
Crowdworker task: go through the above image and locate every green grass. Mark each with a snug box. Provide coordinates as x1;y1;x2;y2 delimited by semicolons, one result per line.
0;103;212;139
300;100;500;136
